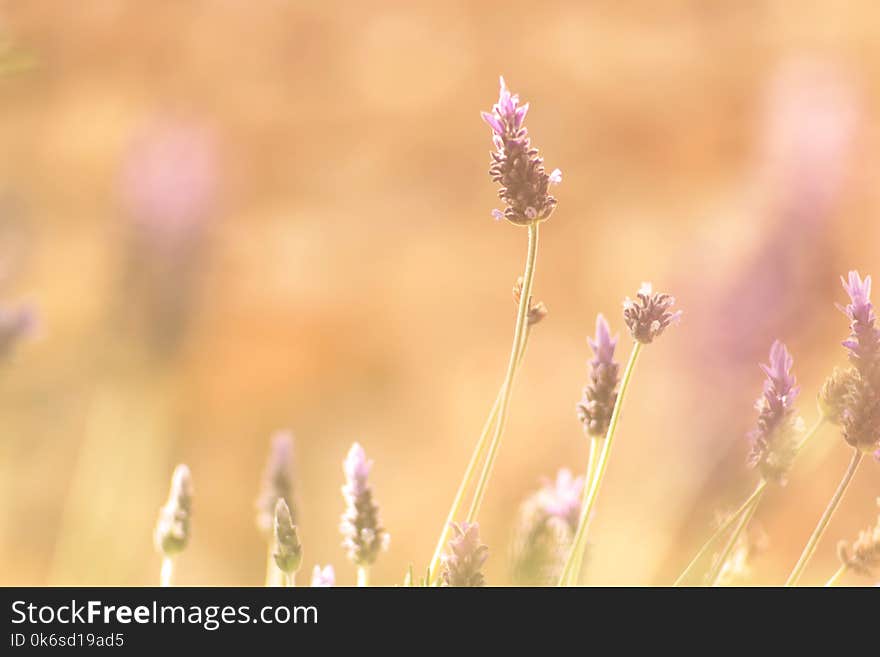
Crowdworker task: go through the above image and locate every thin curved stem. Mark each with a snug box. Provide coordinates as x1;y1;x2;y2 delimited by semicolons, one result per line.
357;566;369;587
465;222;540;523
823;564;847;587
785;449;863;587
160;557;174;587
672;416;826;586
673;480;767;586
558;341;642;586
795;416;827;452
426;323;534;584
565;435;599;586
709;486;764;586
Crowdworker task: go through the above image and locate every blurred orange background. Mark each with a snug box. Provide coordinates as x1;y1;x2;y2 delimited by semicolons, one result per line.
1;0;879;586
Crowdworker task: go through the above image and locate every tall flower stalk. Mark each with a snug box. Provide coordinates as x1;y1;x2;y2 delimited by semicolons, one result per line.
786;272;879;586
703;340;803;585
426;77;559;583
675;341;818;585
558;283;679;586
564;315;620;585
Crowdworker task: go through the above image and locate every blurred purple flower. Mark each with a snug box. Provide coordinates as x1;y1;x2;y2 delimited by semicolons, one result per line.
121;120;219;248
576;314;620;437
0;304;35;360
117;118;220;356
441;522;488;587
535;468;584;529
340;443;388;567
747;341;801;484
510;469;583;585
256;431;296;534
482;77;559;226
310;564;335;587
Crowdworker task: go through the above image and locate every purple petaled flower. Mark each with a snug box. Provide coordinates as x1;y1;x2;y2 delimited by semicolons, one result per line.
837;272;880;453
747;341;801;484
256;431;296;534
310;564;335;587
622;283;682;344
441;522;488;587
0;304;36;360
576;314;620;437
340;443;388;567
482;77;560;226
840;271;880;375
510;469;584;585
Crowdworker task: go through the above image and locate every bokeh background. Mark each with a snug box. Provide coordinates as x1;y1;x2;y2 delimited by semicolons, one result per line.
1;0;879;586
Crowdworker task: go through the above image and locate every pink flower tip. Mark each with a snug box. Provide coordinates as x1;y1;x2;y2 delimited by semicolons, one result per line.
842;270;871;306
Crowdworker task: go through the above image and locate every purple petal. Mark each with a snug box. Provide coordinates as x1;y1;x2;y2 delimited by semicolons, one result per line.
480;111;503;135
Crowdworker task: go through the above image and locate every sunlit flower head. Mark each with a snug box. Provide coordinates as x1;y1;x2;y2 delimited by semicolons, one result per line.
482;77;559;226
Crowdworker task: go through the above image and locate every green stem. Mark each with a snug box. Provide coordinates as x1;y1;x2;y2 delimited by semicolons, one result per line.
357;566;369;587
160;556;173;587
465;222;540;523
558;341;642;586
426;323;534;584
672;416;825;586
709;486;764;586
785;449;863;587
823;564;847;587
672;480;766;586
565;435;599;586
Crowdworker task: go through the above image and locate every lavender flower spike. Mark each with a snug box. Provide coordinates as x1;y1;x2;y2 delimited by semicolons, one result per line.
838;271;880;453
441;522;489;587
340;443;389;567
622;282;682;344
747;341;802;484
311;565;335;587
511;469;584;585
154;464;193;556
576;314;620;437
256;431;295;534
840;271;880;373
482;76;559;226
